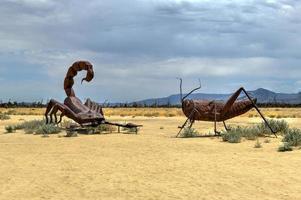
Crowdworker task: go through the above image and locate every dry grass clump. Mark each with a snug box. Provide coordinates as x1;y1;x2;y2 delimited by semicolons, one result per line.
258;119;289;136
247;108;301;118
5;126;16;133
222;126;261;143
0;113;10;120
254;139;262;148
122;126;138;133
222;130;242;143
181;127;199;138
0;108;44;115
97;124;117;133
282;128;301;147
222;119;291;148
15;120;45;133
221;119;301;152
278;142;293;152
14;120;61;135
144;112;160;117
35;124;61;135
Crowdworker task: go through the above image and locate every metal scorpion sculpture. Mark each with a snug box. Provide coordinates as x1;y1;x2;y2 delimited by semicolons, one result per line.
45;61;141;131
177;78;277;137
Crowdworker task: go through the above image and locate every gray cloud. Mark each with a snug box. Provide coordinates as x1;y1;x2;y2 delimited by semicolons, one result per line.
0;0;300;102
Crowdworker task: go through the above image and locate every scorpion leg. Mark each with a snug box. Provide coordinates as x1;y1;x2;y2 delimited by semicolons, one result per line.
57;113;64;124
45;99;61;124
49;105;58;124
48;101;66;124
49;104;64;124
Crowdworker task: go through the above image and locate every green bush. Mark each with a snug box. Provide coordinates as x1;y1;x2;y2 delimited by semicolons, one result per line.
222;130;241;143
15;120;61;135
15;120;45;133
65;129;78;137
5;126;16;133
35;124;61;135
258;119;289;135
241;126;261;140
282;128;301;147
225;126;259;140
125;127;138;133
181;127;199;138
97;124;116;133
0;113;10;120
278;142;293;152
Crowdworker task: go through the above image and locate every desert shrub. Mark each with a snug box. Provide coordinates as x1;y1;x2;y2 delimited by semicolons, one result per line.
241;126;261;140
181;127;199;138
97;124;116;133
258;119;289;135
278;142;293;152
0;113;10;120
254;139;262;148
160;126;164;130
65;129;78;137
5;109;17;115
226;126;260;140
35;124;61;135
282;128;301;147
222;130;241;143
5;126;16;133
123;127;138;133
15;120;46;134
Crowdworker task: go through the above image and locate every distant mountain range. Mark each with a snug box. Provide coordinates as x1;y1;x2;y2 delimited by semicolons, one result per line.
128;88;301;106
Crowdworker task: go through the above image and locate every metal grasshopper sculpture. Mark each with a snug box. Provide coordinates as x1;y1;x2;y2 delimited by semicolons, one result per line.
177;78;277;137
45;61;141;131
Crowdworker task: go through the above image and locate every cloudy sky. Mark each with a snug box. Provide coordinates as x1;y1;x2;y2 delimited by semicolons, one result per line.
0;0;300;103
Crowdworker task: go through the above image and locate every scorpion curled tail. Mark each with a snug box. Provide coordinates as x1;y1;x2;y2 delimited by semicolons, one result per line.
64;61;94;97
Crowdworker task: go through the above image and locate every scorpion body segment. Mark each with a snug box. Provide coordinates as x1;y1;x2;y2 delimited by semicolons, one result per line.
45;61;104;126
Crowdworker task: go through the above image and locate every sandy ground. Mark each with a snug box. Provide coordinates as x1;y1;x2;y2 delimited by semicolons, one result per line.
1;115;301;200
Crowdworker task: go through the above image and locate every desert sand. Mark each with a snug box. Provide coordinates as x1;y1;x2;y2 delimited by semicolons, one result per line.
1;114;301;200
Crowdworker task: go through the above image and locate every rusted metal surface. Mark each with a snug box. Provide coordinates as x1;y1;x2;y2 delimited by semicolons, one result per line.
45;61;141;130
45;61;105;126
177;78;277;137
